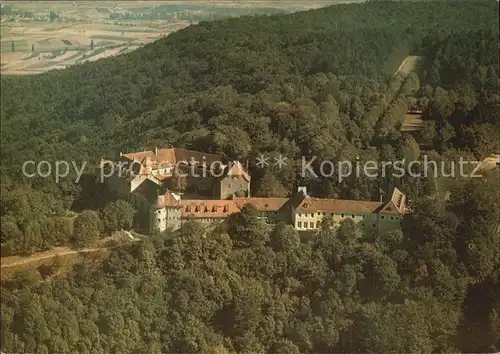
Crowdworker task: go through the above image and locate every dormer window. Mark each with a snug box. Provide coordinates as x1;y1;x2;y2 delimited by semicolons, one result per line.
223;205;229;212
195;206;199;212
186;206;191;212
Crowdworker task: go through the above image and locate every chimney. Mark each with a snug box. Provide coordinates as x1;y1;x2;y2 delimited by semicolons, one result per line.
245;159;249;171
155;146;158;156
297;186;307;196
379;187;385;202
119;152;122;157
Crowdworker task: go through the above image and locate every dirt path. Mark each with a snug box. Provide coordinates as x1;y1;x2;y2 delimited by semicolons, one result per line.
395;55;423;77
1;247;103;268
391;55;425;133
1;233;140;269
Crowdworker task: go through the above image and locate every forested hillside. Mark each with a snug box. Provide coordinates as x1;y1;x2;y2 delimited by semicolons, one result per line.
0;1;497;169
1;0;499;353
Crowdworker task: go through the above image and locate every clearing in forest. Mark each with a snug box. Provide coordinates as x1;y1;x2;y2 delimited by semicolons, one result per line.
395;55;423;77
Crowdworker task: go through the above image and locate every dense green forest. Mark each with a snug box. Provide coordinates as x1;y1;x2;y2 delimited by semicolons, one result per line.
1;0;499;352
1;174;499;353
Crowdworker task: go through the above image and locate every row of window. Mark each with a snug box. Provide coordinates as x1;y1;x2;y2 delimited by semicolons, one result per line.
156;215;180;222
380;215;400;221
297;212;366;219
156;217;221;223
186;205;230;213
296;221;379;230
296;221;318;229
155;214;399;225
297;212;400;221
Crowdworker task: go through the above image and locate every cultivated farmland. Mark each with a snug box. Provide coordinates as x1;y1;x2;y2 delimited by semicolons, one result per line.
1;0;355;75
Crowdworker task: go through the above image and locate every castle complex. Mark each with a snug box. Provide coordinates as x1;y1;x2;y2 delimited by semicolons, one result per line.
100;148;406;235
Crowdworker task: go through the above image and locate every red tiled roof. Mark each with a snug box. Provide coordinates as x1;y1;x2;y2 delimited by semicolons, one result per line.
233;197;288;212
291;187;406;215
156;191;182;209
121;148;226;167
122;149;176;166
181;199;240;218
303;198;384;214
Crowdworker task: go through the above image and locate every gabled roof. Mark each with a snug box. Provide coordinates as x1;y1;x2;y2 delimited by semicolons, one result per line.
122;149;176;166
285;188;307;210
119;148;253;185
386;187;406;214
131;178;161;203
129;174;162;188
233;197;288;212
378;201;401;215
223;161;251;182
295;195;318;212
156;191;182;209
288;187;406;215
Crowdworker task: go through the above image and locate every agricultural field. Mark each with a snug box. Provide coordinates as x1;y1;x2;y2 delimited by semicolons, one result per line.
0;0;351;75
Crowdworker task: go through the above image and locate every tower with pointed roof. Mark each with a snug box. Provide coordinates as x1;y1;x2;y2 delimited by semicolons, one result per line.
218;161;251;199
